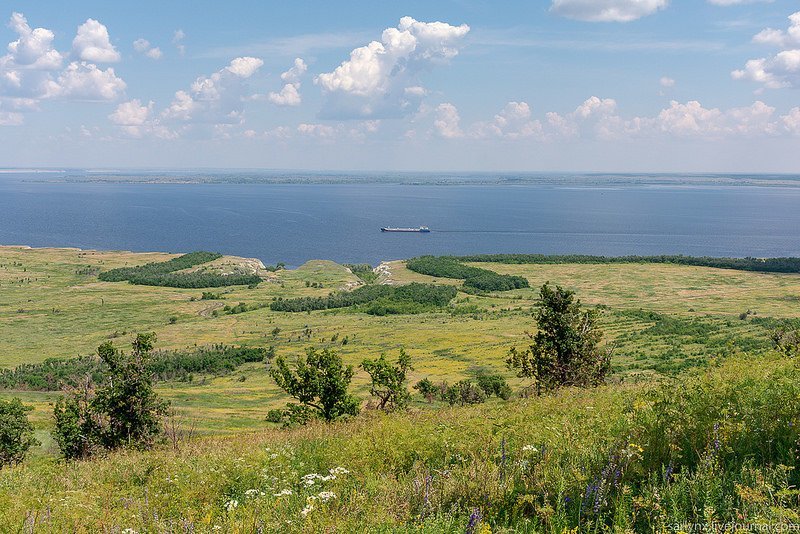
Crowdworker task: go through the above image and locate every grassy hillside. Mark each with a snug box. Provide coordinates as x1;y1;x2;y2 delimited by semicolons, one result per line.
2;246;800;436
1;354;797;532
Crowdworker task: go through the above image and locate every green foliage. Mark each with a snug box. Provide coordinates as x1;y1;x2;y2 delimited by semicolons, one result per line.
270;282;456;313
201;291;223;300
454;253;800;274
508;283;611;393
475;373;512;400
53;334;169;458
344;263;378;284
771;325;800;357
413;378;437;402
52;383;103;460
265;403;316;428
93;334;169;450
0;398;38;467
268;347;360;423
361;349;413;411
406;256;529;291
98;251;261;288
443;380;486;406
1;346;268;391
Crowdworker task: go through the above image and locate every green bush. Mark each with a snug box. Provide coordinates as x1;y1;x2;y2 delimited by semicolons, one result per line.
98;252;261;288
0;398;38;467
405;256;529;292
270;283;456;313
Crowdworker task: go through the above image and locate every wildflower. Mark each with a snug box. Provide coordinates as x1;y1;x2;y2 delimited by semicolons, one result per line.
317;491;336;502
465;508;483;534
522;445;538;453
329;467;349;476
224;499;238;512
273;489;293;497
244;489;260;497
121;529;137;534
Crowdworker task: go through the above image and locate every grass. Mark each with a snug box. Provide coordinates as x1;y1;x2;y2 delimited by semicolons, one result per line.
1;354;797;532
3;247;800;436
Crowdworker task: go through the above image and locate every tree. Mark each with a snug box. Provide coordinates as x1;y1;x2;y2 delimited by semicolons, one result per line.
53;378;103;460
413;378;437;403
475;372;512;400
93;333;169;449
0;398;38;467
361;349;413;411
269;347;360;423
52;333;168;459
507;283;611;394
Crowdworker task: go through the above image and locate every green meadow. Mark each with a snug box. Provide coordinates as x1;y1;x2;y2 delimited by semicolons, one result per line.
1;246;799;531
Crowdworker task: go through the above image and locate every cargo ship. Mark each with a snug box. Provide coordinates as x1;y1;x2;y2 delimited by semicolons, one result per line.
381;226;431;233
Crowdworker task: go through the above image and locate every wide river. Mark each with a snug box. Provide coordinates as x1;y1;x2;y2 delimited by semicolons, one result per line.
1;176;799;265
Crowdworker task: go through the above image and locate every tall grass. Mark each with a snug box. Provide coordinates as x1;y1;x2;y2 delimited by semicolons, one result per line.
1;353;797;532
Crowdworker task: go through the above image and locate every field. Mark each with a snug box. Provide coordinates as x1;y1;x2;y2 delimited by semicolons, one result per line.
1;246;800;531
2;246;800;435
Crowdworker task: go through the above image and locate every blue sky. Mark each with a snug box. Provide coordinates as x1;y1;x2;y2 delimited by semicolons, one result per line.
1;0;800;172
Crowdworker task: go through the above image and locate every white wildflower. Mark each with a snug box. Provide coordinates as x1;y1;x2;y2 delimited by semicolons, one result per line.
224;499;238;512
244;489;260;497
522;445;538;453
329;467;349;475
317;491;336;502
301;504;314;516
273;488;293;497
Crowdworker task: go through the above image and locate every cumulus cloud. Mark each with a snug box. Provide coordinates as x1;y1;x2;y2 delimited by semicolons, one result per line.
433;103;463;138
173;29;186;55
550;0;668;22
660;76;675;87
316;16;469;119
133;38;162;60
53;61;126;100
268;58;307;106
470;101;544;139
162;56;263;126
72;19;120;63
734;12;800;89
708;0;773;5
0;13;126;123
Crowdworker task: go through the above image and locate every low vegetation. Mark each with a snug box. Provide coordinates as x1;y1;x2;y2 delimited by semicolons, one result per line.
270;282;457;314
98;251;261;288
0;398;38;467
0;345;270;390
406;255;529;291
456;253;800;274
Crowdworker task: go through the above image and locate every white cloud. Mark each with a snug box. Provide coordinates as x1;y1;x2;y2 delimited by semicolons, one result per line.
173;29;186;55
162;57;263;126
708;0;773;5
735;12;800;88
72;19;120;63
281;58;307;83
434;103;463;138
133;38;162;60
267;58;307;107
316;16;469;119
782;107;800;134
54;61;126;101
268;83;301;106
550;0;668;22
6;12;62;70
660;76;675;87
470;101;544;139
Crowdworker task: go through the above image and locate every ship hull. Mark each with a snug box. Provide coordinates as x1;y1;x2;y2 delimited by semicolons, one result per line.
381;227;431;233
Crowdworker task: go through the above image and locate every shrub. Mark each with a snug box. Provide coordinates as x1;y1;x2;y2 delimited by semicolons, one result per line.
99;252;261;288
413;378;437;402
362;349;413;411
444;380;486;406
270;283;456;313
0;398;38;467
269;347;360;423
508;283;611;394
475;373;512;400
405;256;529;292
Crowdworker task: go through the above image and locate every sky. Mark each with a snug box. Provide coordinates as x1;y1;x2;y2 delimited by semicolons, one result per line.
1;0;800;172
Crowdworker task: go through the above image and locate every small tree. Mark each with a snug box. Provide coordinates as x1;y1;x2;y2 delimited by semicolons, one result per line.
475;373;512;400
413;378;437;403
94;333;169;449
361;349;413;411
507;283;611;394
0;398;38;467
269;347;359;423
53;378;104;460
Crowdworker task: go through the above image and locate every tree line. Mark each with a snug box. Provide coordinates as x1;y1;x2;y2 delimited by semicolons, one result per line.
405;256;529;291
270;282;457;313
452;254;800;274
0;345;270;391
98;251;261;288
